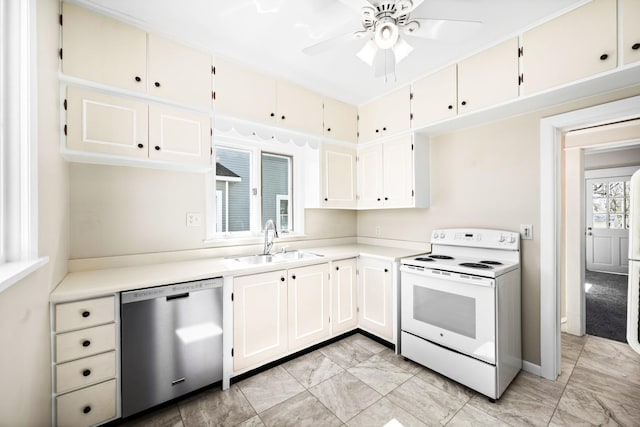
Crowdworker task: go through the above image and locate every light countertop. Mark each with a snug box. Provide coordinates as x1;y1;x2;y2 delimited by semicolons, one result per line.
51;244;428;302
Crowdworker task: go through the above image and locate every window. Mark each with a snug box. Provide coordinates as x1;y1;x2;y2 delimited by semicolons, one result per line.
0;0;47;293
261;153;292;233
591;179;631;229
210;141;298;240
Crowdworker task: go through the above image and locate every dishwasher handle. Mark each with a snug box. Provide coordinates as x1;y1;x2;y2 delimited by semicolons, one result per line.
166;293;189;301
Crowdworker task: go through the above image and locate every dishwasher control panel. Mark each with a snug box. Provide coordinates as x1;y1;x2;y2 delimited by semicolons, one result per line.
121;277;223;303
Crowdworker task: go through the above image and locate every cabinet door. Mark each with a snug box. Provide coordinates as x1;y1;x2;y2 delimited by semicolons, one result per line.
233;270;288;372
383;136;414;207
331;258;358;335
62;3;147;92
522;0;617;95
148;105;211;166
358;258;394;341
148;34;213;110
411;64;457;128
323;97;358;142
458;37;519;114
66;87;148;158
321;144;357;208
622;0;640;65
276;81;324;136
288;263;330;351
358;85;411;142
357;144;384;208
214;58;276;125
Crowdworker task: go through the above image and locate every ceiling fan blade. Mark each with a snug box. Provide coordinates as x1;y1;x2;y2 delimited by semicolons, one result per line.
373;49;396;78
302;31;361;55
393;0;425;17
402;18;482;41
338;0;376;14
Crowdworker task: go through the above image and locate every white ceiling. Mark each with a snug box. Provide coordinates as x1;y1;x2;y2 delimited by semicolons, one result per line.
79;0;586;105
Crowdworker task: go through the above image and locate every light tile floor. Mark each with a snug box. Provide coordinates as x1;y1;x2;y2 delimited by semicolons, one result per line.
120;332;640;427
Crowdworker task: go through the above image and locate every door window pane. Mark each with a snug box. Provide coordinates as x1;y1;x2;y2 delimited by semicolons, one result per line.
609;214;625;229
216;147;251;233
609;198;624;213
609;181;624;198
592;183;607;197
261;153;292;232
593;198;607;213
593;214;608;228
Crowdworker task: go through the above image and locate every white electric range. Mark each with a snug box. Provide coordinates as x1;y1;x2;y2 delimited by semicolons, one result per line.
400;228;522;400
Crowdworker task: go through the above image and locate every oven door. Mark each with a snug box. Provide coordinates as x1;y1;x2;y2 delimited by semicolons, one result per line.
401;266;496;364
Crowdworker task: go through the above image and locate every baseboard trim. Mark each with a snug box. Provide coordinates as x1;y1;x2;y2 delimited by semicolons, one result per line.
522;360;542;376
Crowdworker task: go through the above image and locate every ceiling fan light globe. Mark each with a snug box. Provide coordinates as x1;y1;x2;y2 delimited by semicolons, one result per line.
375;22;398;49
356;39;378;66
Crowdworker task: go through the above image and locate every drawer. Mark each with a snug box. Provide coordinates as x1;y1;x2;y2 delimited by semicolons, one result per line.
56;324;116;363
55;296;115;333
56;351;116;394
56;379;116;427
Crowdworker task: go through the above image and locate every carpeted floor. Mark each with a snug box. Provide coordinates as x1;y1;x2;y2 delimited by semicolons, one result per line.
585;269;628;343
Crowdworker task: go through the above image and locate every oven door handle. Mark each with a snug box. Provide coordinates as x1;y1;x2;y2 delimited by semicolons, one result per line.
401;265;495;287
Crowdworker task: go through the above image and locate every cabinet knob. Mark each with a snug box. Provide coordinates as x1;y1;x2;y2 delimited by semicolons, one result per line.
375;129;379;133
82;340;91;347
448;105;453;110
81;310;90;318
599;54;609;61
324;197;328;201
134;76;141;82
82;369;91;377
384;268;389;273
280;277;285;282
461;101;467;106
155;146;161;151
137;143;144;149
292;275;296;280
281;115;286;120
270;113;275;117
377;198;381;202
633;43;640;50
154;81;161;87
382;127;387;131
336;266;339;271
83;406;92;414
327;128;331;132
384;197;389;201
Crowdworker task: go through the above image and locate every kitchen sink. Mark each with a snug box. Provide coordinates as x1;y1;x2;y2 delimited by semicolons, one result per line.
232;250;323;265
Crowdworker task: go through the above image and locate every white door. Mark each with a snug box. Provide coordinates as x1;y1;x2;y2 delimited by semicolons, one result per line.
358;257;394;341
320;144;357;208
382;136;414;207
331;258;358;335
357;144;383;208
585;171;635;273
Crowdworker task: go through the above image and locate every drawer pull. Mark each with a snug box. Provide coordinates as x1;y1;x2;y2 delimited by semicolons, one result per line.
82;340;91;347
633;43;640;51
600;53;608;61
83;406;92;414
81;311;90;318
82;369;91;377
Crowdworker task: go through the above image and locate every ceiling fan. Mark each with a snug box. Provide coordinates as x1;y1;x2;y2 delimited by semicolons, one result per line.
303;0;481;78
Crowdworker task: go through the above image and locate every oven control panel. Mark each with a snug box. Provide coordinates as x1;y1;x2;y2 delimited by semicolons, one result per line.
431;228;519;250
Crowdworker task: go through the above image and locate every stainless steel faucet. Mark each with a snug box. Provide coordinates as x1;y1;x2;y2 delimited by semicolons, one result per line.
263;219;279;255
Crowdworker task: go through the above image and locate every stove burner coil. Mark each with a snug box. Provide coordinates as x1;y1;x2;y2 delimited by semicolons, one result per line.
429;255;454;260
459;262;492;269
480;260;503;265
414;257;435;262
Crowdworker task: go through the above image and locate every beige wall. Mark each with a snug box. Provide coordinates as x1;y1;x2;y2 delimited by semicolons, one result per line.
584;146;640;170
0;0;68;424
358;85;640;365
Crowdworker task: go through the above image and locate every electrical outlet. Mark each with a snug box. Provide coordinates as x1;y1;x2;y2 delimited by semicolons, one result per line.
375;226;381;236
520;224;533;240
186;212;201;227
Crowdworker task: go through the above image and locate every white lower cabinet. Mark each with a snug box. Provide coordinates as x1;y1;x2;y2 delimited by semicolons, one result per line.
52;295;119;427
288;263;331;351
357;257;394;341
331;258;358;336
232;270;289;372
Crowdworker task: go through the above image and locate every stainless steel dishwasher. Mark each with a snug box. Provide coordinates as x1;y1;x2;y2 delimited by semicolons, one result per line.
120;277;223;418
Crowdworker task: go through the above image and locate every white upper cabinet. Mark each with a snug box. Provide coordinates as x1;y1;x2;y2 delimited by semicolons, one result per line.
357;135;429;209
214;58;276;125
359;86;411;142
411;64;458;128
521;0;617;95
321;144;357;209
62;2;147;93
323;98;358;142
148;34;213;110
457;37;519;114
276;81;324;136
622;0;640;65
62;3;212;109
